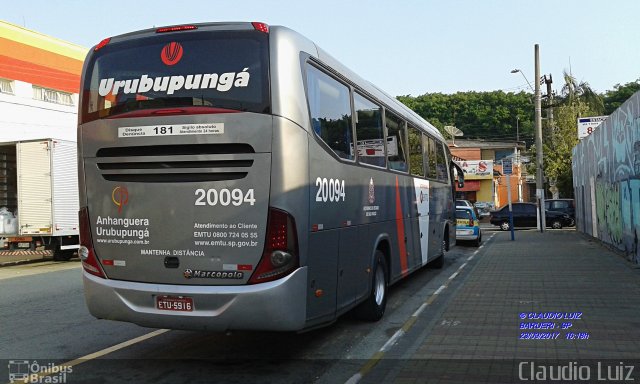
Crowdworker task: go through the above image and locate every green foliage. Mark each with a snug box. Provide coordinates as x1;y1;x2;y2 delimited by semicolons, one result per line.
603;79;640;114
397;76;638;199
397;91;535;145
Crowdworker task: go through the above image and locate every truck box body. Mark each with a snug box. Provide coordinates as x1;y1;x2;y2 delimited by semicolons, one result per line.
0;139;79;259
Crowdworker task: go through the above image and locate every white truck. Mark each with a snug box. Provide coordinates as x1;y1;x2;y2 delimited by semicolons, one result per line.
0;139;79;261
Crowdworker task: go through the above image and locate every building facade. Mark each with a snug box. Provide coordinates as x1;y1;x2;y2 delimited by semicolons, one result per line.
0;20;87;142
449;139;530;209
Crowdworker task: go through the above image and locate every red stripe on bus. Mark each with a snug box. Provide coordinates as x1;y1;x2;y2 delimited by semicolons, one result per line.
395;176;408;275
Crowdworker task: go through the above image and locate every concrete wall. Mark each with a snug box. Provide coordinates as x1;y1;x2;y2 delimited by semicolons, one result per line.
572;91;640;263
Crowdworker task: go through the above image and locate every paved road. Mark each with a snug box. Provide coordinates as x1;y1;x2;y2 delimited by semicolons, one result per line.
6;228;631;384
0;238;488;383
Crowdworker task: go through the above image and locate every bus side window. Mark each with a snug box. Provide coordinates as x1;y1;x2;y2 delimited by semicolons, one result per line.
385;112;408;172
435;142;448;183
354;93;385;168
306;64;354;160
408;125;424;177
426;136;437;179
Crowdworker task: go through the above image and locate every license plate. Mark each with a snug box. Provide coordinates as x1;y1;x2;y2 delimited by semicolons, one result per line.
17;242;30;248
9;237;32;242
156;296;194;312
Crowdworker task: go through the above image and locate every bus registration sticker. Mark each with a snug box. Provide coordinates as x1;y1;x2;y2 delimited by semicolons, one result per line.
118;124;224;138
156;295;194;312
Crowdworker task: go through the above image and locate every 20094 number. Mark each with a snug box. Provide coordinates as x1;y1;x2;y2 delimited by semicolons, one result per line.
195;188;256;206
315;177;346;202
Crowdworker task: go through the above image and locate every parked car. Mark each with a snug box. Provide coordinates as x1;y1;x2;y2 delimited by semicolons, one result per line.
456;206;482;246
544;199;575;226
456;199;473;208
473;201;494;218
489;202;573;230
456;199;480;218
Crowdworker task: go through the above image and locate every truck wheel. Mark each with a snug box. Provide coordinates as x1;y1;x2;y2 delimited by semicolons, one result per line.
355;250;388;322
52;240;74;261
53;250;74;261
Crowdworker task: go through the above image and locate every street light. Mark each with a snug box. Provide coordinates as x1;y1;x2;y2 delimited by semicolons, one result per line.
511;69;534;92
511;50;545;233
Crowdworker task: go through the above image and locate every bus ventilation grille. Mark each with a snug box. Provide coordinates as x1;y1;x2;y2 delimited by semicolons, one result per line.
95;144;255;183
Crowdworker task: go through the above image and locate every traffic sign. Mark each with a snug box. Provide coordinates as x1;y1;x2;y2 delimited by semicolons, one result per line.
502;159;513;175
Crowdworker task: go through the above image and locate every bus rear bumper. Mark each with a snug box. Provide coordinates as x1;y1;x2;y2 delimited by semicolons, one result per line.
83;267;308;331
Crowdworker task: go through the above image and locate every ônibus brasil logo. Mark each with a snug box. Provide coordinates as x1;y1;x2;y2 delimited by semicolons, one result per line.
112;186;129;213
161;42;183;66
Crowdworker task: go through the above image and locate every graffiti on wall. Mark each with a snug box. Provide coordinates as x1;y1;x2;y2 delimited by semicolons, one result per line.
572;91;640;263
595;181;622;245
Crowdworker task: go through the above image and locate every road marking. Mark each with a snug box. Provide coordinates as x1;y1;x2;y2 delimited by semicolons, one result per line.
5;329;169;384
412;303;428;317
344;231;496;384
344;373;363;384
380;329;405;352
66;329;169;363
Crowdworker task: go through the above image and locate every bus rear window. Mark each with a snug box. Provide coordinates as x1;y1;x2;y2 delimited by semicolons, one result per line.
81;31;270;123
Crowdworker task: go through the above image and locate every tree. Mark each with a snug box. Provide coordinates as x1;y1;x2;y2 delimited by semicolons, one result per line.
397;91;535;145
528;70;604;198
603;79;640;115
559;70;604;115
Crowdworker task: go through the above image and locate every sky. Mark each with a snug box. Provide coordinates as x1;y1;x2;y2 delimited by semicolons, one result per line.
3;0;639;97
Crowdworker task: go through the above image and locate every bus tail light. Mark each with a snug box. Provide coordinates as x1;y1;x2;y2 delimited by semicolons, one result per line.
156;25;198;33
94;37;111;52
79;207;106;279
248;208;298;284
252;22;269;34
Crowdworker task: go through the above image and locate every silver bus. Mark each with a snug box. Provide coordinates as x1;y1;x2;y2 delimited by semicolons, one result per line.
78;22;463;331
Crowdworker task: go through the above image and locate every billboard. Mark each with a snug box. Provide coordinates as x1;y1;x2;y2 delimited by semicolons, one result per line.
456;160;493;180
577;116;607;139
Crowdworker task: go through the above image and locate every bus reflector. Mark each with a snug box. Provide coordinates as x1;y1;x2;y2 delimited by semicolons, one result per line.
80;207;106;278
252;22;269;33
248;208;298;284
94;37;111;52
156;25;198;33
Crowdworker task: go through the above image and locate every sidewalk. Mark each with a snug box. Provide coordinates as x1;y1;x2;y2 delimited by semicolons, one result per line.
368;230;640;383
0;249;53;267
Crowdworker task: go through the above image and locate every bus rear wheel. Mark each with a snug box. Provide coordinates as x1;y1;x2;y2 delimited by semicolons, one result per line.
355;250;388;322
429;231;447;269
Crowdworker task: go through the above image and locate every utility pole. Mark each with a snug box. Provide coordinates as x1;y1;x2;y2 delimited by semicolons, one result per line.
544;75;554;133
534;44;546;232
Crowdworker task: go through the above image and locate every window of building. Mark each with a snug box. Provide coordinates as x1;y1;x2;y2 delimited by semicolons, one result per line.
354;92;385;167
32;86;74;106
0;79;14;95
385;111;408;172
